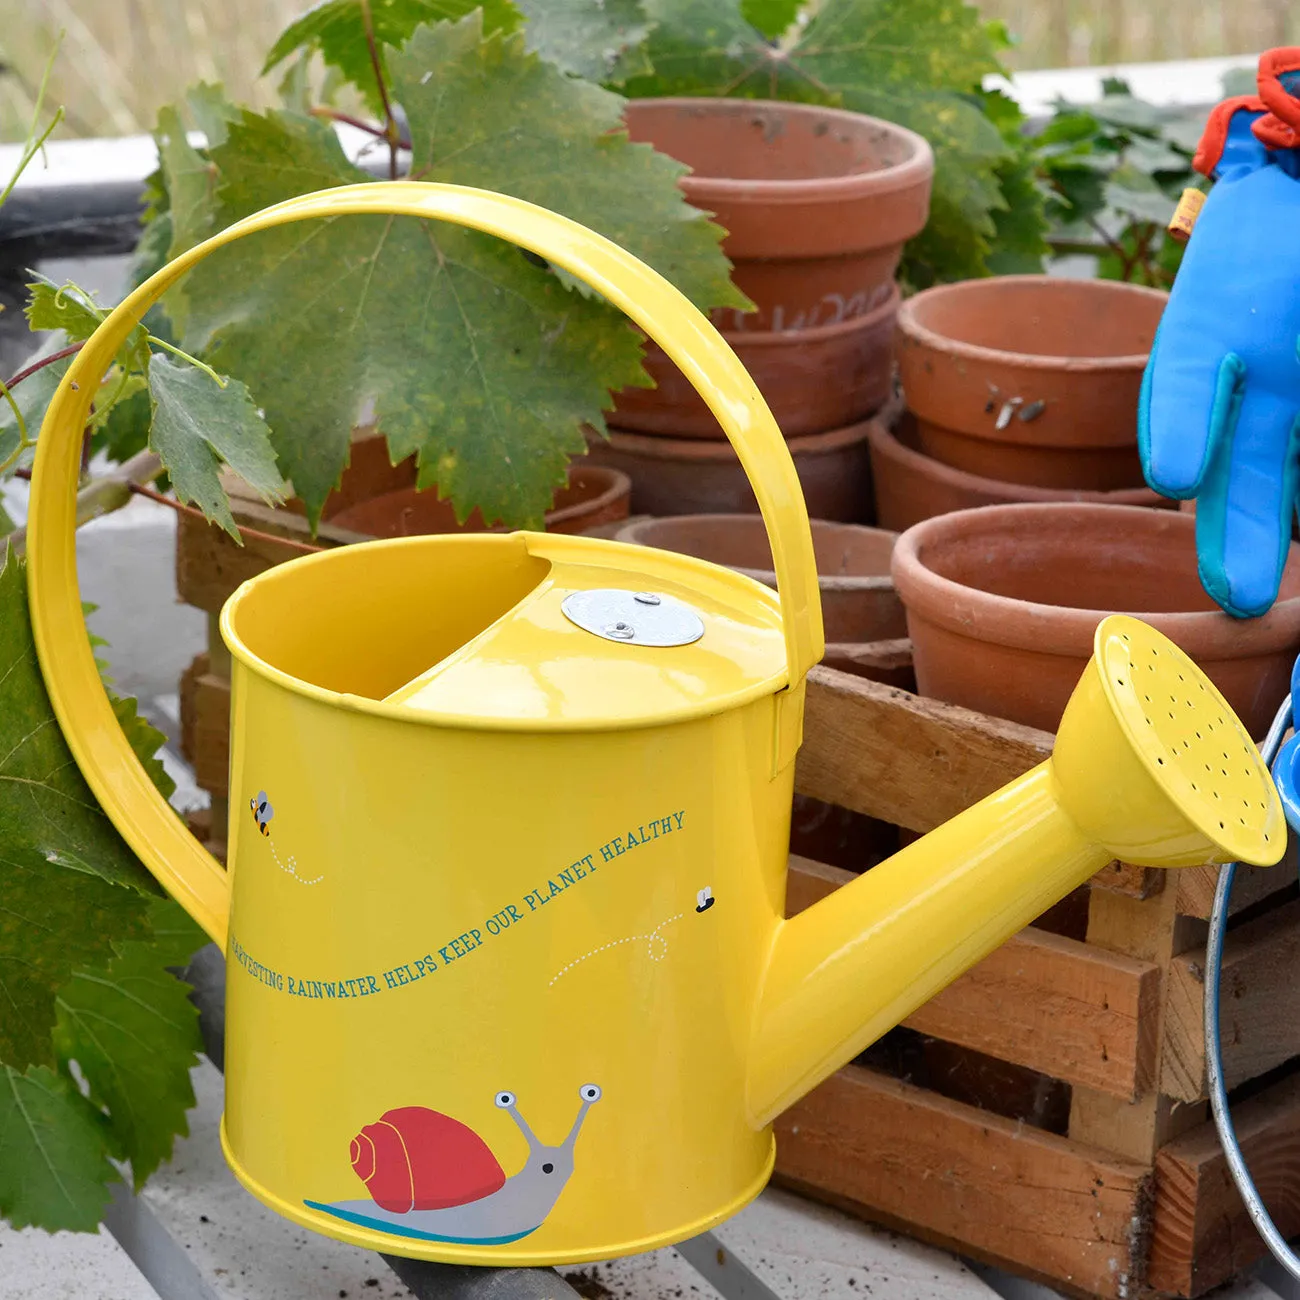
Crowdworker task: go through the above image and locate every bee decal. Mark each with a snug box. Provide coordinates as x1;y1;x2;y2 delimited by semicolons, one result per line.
250;791;274;836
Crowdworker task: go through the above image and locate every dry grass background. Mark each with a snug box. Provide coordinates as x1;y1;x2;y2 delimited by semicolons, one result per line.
0;0;1294;142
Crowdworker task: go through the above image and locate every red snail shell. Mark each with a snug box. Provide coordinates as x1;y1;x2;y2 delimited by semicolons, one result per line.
349;1106;506;1213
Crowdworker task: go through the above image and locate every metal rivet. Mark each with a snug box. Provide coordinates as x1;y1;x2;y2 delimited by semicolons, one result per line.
633;592;661;605
605;622;636;640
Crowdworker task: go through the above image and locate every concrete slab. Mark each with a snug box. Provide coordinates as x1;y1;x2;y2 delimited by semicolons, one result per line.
137;1062;413;1300
0;1220;157;1300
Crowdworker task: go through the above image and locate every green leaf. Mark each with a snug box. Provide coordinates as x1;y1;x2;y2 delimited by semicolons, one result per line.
175;14;741;527
986;147;1049;275
517;0;653;84
24;278;108;342
90;375;151;467
185;83;238;148
0;340;75;468
155;108;220;335
147;354;283;537
111;696;176;802
262;0;521;112
1104;165;1176;225
740;0;802;38
0;502;13;537
54;901;202;1188
141;898;208;970
624;0;1011;284
0;549;157;1071
0;1065;117;1231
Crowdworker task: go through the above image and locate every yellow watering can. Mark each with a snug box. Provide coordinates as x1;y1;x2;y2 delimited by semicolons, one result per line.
26;184;1286;1266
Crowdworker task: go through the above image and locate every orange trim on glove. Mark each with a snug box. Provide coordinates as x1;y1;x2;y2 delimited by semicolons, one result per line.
1194;95;1266;176
1255;46;1300;149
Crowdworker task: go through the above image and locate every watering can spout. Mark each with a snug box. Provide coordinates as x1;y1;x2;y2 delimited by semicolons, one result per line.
746;614;1285;1128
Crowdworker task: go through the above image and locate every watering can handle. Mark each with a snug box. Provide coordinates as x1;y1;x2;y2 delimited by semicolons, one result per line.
25;182;824;946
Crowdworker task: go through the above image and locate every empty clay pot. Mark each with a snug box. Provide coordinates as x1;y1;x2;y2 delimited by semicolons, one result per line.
583;421;872;522
891;503;1300;737
624;98;933;333
868;415;1174;532
896;277;1167;491
616;514;905;643
329;462;631;537
611;286;898;439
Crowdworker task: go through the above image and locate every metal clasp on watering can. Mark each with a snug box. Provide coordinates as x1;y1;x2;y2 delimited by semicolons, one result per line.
24;183;1286;1266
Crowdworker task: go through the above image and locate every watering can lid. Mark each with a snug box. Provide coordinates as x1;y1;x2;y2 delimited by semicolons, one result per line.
382;532;788;728
224;530;792;731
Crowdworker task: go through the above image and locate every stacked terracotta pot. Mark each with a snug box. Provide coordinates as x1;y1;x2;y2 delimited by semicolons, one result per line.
874;275;1174;531
584;97;934;521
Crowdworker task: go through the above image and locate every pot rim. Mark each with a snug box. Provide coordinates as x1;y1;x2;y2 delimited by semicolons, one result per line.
625;97;935;204
890;502;1300;658
332;464;631;535
896;275;1168;374
596;418;877;460
676;282;900;350
616;513;897;591
866;419;1166;504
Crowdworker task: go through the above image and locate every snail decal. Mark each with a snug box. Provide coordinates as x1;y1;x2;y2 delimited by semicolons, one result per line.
305;1084;603;1245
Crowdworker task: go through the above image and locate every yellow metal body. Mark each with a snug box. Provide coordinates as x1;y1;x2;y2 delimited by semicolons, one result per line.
24;184;1284;1265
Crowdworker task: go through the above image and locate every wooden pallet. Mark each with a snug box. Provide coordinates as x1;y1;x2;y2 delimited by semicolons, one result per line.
173;501;1300;1300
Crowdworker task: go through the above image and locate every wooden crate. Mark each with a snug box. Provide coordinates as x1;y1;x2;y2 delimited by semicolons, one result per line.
174;502;1300;1300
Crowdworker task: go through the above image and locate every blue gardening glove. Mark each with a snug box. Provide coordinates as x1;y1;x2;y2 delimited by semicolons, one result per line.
1140;54;1300;619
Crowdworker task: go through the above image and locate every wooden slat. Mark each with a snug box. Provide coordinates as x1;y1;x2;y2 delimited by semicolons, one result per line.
1069;887;1209;1165
819;638;915;690
175;509;315;615
788;857;1161;1099
179;656;232;797
1162;897;1300;1103
1149;1072;1300;1297
773;1064;1152;1300
796;668;1160;899
795;665;1054;834
1174;837;1297;919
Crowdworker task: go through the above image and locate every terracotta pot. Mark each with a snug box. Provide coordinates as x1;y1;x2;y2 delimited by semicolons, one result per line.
329;462;631;537
583;421;873;522
610;286;898;439
616;514;905;643
896;276;1167;491
868;416;1174;532
891;503;1300;737
624;98;933;333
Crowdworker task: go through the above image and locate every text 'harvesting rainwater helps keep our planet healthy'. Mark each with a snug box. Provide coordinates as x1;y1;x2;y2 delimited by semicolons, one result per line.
228;810;688;999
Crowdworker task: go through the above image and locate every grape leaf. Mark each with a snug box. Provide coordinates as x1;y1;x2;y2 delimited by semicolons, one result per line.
0;1065;118;1231
128;172;173;292
0;549;158;1070
0;340;75;469
740;0;802;38
147;355;283;538
54;899;203;1188
985;149;1049;275
623;0;1011;283
110;695;176;802
24;278;110;343
1103;169;1177;226
262;0;521;112
170;14;742;527
89;375;151;467
516;0;653;84
140;897;208;970
184;82;238;148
